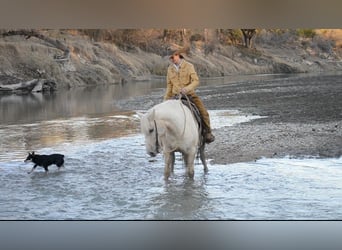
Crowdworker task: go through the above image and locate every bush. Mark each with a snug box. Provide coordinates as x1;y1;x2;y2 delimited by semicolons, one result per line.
190;33;204;42
297;29;316;39
255;29;296;46
312;36;335;53
218;29;242;45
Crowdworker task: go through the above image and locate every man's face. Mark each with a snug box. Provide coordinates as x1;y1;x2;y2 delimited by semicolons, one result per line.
170;54;181;64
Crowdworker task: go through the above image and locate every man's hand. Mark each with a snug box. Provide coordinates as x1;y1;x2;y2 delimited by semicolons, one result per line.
180;88;188;95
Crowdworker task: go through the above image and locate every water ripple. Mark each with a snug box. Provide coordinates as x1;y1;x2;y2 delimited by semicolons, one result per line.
1;113;342;219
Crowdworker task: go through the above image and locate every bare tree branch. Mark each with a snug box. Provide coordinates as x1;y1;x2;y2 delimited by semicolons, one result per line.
1;29;70;58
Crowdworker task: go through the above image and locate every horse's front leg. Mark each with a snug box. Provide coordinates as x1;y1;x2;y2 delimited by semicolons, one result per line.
170;151;175;173
164;151;174;180
184;152;196;179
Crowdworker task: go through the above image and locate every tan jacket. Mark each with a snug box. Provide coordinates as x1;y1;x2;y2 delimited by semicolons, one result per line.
164;60;199;100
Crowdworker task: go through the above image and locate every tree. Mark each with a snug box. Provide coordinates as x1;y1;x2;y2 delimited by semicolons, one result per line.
241;29;256;48
217;29;241;46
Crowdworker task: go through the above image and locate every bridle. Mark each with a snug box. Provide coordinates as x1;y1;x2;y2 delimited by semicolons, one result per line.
153;120;160;153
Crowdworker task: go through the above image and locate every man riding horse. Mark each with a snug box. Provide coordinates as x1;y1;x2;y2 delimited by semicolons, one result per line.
164;49;215;144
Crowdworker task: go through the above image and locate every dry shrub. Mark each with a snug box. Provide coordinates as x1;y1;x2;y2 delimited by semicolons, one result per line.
254;29;297;46
312;36;335;53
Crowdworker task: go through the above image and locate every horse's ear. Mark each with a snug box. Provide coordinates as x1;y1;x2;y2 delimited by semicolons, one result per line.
147;109;155;122
135;111;144;119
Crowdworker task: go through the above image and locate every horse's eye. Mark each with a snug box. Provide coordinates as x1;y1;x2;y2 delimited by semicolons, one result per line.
149;128;154;133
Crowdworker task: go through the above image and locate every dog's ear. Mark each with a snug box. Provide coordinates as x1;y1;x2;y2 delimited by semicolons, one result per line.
31;151;35;155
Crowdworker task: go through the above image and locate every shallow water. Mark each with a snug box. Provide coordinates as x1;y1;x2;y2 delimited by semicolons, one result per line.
1;110;342;220
1;74;342;220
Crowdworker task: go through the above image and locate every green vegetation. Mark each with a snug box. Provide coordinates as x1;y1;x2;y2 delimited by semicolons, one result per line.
297;29;316;39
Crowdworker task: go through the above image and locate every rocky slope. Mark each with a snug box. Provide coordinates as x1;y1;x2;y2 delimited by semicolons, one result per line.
0;29;341;92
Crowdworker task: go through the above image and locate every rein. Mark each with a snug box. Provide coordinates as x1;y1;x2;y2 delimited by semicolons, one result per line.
178;94;203;144
153;120;160;153
178;94;187;138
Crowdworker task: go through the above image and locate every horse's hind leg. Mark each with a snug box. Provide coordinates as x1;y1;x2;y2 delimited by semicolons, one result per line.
199;144;208;173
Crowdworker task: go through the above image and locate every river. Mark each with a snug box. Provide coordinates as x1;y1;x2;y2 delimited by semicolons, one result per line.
1;74;342;220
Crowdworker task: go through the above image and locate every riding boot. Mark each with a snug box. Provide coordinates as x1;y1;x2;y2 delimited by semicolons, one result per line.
202;127;215;144
205;131;215;143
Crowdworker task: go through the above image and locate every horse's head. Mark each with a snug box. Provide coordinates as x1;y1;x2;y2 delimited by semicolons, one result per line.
140;109;161;157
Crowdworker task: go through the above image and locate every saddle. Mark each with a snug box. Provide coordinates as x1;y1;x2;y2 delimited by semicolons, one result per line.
172;94;205;142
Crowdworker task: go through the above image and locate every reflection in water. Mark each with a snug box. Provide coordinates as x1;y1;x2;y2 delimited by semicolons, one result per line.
0;75;270;162
0;79;165;125
0;113;140;161
0;73;295;125
149;174;210;219
0;80;164;161
1;108;259;162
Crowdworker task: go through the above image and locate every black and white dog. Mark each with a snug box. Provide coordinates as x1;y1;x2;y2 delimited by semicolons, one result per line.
24;151;64;174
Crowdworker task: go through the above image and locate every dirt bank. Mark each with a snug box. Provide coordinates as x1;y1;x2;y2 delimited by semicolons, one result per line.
119;72;342;164
1;29;342;90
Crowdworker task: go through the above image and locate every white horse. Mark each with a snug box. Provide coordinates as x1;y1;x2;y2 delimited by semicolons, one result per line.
140;99;208;179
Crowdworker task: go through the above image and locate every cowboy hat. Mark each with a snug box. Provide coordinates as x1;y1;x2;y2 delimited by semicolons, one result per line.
169;49;185;59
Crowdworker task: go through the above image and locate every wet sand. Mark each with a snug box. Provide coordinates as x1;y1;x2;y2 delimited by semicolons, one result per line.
204;72;342;164
118;72;342;164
